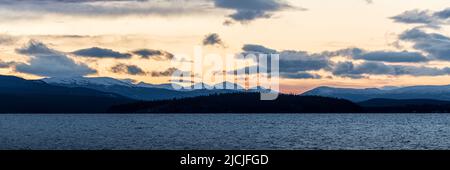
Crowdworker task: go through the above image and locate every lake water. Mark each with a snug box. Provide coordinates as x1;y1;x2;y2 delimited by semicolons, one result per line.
1;114;450;150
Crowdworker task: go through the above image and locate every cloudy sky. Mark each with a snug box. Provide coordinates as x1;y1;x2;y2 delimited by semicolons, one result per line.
0;0;449;93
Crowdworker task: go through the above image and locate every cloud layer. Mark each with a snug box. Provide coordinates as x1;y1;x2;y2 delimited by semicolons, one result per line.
0;0;209;19
132;49;174;60
14;40;97;77
0;0;297;23
390;8;450;28
240;40;450;79
332;48;429;63
399;28;450;61
213;0;299;23
0;0;304;25
72;47;131;59
151;67;178;77
332;61;450;78
241;44;331;79
202;33;224;47
110;63;146;75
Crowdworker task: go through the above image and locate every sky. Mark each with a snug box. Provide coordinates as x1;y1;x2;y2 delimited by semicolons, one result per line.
0;0;449;93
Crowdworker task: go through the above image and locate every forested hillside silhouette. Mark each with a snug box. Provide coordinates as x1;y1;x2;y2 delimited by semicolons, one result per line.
109;93;363;113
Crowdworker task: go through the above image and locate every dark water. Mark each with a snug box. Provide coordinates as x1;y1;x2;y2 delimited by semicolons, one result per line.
1;114;450;150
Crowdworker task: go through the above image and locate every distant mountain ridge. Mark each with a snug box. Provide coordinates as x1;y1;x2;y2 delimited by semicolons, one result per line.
109;93;363;113
0;75;134;113
1;74;450;113
359;98;450;113
43;76;162;88
42;77;250;101
359;98;450;107
302;85;450;102
109;93;450;114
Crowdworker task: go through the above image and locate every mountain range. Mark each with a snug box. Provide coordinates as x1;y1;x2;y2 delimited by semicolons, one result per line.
0;75;252;112
42;77;245;101
302;85;450;102
1;74;450;113
109;93;450;113
42;76;450;103
0;75;134;113
109;93;363;113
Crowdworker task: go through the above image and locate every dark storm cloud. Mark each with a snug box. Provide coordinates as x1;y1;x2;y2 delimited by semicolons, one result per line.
15;40;56;55
202;33;224;47
0;0;301;23
242;44;277;54
280;72;322;79
332;48;429;63
213;0;301;23
390;8;450;28
354;51;428;63
332;61;450;78
132;49;174;60
390;10;435;24
434;8;450;19
14;40;97;77
231;66;322;79
240;44;331;79
151;67;178;77
277;50;332;72
240;43;450;79
241;44;332;73
399;28;450;61
110;63;146;75
0;0;209;20
72;47;131;59
332;61;392;77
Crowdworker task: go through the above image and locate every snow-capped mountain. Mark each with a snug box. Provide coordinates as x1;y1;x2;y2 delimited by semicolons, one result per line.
302;85;450;102
42;77;193;100
42;76;135;87
41;77;246;101
136;82;181;90
0;75;133;113
43;77;182;90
